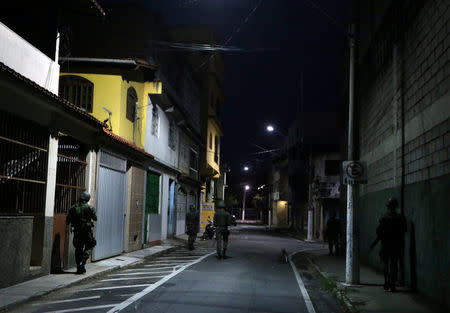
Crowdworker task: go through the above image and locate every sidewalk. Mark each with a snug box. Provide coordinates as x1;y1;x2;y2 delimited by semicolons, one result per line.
299;247;443;313
0;243;176;311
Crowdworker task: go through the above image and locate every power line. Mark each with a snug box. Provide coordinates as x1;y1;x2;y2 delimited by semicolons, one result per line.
196;0;264;71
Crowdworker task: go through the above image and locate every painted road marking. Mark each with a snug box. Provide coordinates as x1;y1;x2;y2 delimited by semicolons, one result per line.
144;262;189;266
101;275;165;282
32;296;101;306
123;266;174;271
106;252;215;313
109;271;172;276
289;251;317;313
80;284;151;291
42;304;116;313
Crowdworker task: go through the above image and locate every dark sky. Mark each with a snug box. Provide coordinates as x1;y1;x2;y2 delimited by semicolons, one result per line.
141;0;350;191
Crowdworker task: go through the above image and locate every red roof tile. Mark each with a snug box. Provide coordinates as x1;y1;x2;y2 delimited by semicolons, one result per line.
102;128;154;159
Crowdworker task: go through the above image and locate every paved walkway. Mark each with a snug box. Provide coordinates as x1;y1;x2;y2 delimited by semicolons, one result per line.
0;244;176;311
303;246;444;313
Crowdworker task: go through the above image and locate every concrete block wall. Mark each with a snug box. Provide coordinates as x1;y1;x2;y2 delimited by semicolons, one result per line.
357;0;449;309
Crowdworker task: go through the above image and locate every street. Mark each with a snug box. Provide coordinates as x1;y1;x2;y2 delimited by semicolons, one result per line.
10;225;341;313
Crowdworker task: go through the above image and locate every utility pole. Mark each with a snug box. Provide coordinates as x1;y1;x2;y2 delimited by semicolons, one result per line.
242;187;247;221
345;24;360;285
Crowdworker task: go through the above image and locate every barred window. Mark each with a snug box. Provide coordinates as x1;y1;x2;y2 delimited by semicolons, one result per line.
168;120;176;150
126;87;137;122
151;105;159;137
214;135;219;163
59;75;94;112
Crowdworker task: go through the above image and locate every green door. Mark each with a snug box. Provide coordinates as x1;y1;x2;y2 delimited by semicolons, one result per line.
144;172;160;243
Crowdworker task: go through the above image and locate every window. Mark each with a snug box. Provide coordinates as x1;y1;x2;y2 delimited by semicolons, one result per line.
126;87;137;122
325;160;340;176
168;120;176;150
209;133;212;149
214;135;219;163
59;75;94;112
151;104;159;137
189;148;199;179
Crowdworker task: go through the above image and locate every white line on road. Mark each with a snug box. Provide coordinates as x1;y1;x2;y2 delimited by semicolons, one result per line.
79;284;151;291
106;252;215;313
42;304;116;313
289;251;317;313
109;271;172;276
144;262;189;266
32;296;101;306
101;275;165;282
123;266;174;271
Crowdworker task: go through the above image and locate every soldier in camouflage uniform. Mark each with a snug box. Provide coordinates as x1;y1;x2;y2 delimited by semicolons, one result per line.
370;198;406;291
213;200;232;259
186;205;199;250
67;191;97;274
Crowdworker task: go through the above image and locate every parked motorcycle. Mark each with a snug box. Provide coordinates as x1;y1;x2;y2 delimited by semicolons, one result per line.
202;220;216;240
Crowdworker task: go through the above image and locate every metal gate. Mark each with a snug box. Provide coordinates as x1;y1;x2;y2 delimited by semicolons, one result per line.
93;150;126;261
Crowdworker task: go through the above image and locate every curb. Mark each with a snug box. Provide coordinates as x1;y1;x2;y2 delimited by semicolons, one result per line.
301;253;359;313
0;245;178;312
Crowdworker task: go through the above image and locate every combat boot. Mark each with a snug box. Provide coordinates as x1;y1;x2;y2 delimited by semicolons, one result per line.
216;253;222;259
222;249;228;259
76;265;84;275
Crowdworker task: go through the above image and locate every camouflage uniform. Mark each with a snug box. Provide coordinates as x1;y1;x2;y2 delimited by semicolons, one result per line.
325;214;341;256
67;191;97;274
370;198;406;291
213;200;232;259
186;206;199;250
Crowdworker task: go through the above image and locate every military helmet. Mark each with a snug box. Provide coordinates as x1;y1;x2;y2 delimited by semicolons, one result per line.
386;197;398;209
216;199;226;209
80;191;91;202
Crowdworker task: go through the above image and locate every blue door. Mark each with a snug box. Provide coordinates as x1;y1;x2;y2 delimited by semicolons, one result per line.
167;180;176;236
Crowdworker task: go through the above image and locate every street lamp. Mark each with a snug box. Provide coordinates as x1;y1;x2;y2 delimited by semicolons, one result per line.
244;166;249;172
266;125;274;132
242;185;250;221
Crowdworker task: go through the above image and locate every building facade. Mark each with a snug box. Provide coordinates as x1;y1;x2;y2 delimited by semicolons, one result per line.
355;0;449;308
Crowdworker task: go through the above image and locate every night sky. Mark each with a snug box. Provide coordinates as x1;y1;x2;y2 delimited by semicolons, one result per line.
142;0;349;185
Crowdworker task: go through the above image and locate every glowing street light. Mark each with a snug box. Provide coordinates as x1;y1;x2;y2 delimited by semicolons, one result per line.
266;125;274;132
244;166;249;171
242;185;250;221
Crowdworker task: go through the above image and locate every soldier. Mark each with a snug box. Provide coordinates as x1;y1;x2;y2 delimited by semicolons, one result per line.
213;199;232;259
186;205;199;250
370;198;406;291
325;213;340;256
66;191;97;274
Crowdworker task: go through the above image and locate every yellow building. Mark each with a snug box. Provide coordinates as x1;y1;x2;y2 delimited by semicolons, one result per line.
59;58;161;147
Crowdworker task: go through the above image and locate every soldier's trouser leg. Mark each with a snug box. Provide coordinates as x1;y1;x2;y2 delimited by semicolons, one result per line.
390;255;399;290
328;239;333;255
188;234;195;250
216;232;223;256
222;233;229;258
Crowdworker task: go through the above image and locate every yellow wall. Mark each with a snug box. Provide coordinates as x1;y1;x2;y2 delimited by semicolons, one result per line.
206;118;221;176
60;73;161;149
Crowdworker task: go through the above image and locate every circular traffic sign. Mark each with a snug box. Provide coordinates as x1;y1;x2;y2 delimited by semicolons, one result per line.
346;162;364;179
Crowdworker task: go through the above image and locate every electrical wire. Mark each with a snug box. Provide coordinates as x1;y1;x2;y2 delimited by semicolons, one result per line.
196;0;264;71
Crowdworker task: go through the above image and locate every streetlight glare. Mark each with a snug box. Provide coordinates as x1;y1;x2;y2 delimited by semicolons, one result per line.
266;125;274;132
244;166;249;171
245;185;250;190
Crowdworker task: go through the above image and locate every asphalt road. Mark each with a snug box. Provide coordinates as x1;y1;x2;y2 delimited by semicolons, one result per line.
11;225;341;313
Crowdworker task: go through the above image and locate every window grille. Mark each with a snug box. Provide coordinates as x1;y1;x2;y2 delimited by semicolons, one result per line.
189;148;198;179
59;76;94;112
214;135;219;163
151;105;159;137
168;120;176;150
0;111;49;215
126;87;137;122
